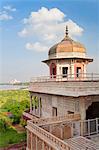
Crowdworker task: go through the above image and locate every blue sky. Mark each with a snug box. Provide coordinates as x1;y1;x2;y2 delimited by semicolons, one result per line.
0;0;99;83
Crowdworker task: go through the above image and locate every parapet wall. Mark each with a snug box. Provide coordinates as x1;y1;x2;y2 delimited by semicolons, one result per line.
29;80;99;97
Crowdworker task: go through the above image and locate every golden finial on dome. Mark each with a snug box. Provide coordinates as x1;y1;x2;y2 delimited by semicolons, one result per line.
65;25;68;37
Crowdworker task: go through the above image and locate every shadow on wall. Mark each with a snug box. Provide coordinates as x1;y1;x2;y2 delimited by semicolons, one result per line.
86;102;99;119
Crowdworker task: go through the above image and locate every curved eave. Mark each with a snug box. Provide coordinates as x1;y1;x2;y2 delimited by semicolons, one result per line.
42;57;93;64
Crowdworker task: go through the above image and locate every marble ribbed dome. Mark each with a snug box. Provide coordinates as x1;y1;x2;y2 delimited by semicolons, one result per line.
48;27;86;56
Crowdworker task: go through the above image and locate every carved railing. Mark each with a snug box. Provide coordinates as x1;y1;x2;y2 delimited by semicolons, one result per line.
30;73;99;83
32;114;81;125
23;112;80;125
23;112;39;120
27;120;73;150
81;118;99;136
72;118;99;137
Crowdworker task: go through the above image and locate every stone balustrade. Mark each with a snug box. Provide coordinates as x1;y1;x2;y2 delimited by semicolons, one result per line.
27;120;73;150
30;73;99;83
32;114;80;125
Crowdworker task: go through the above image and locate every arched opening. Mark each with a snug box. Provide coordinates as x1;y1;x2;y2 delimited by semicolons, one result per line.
50;63;56;78
86;102;99;119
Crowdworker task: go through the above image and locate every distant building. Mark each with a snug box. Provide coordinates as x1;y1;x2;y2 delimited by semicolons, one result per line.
24;26;99;150
10;79;21;85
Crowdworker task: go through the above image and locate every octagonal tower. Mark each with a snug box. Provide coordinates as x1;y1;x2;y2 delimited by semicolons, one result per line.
43;26;93;80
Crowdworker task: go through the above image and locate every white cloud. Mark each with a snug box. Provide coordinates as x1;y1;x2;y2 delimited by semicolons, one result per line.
3;5;16;12
0;5;16;21
26;42;48;52
66;19;83;36
0;11;13;21
23;7;65;24
18;28;29;37
19;7;84;52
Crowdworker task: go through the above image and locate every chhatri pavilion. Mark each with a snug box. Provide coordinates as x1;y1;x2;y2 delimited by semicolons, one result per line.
43;26;93;79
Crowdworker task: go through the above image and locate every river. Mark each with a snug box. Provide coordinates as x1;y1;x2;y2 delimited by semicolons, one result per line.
0;84;28;90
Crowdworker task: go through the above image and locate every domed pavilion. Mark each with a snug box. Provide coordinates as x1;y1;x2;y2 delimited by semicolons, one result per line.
43;26;93;79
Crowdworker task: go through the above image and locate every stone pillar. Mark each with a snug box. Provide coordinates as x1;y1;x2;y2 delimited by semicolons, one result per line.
70;63;75;79
83;63;87;78
79;97;86;136
39;98;41;117
71;123;73;138
30;95;32;114
49;125;52;133
79;97;86;120
60;125;64;139
31;133;33;150
27;130;29;149
42;141;44;150
32;99;34;115
34;98;36;115
27;130;31;150
36;136;38;150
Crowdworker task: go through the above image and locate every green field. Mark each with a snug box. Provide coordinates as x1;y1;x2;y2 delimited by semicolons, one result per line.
0;127;26;147
0;90;29;108
0;90;29;148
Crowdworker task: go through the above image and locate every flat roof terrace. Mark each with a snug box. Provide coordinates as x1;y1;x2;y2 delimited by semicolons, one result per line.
65;136;99;150
29;73;99;97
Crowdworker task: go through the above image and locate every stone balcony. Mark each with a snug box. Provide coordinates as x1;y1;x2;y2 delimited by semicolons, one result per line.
26;114;80;150
26;116;99;150
29;73;99;97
